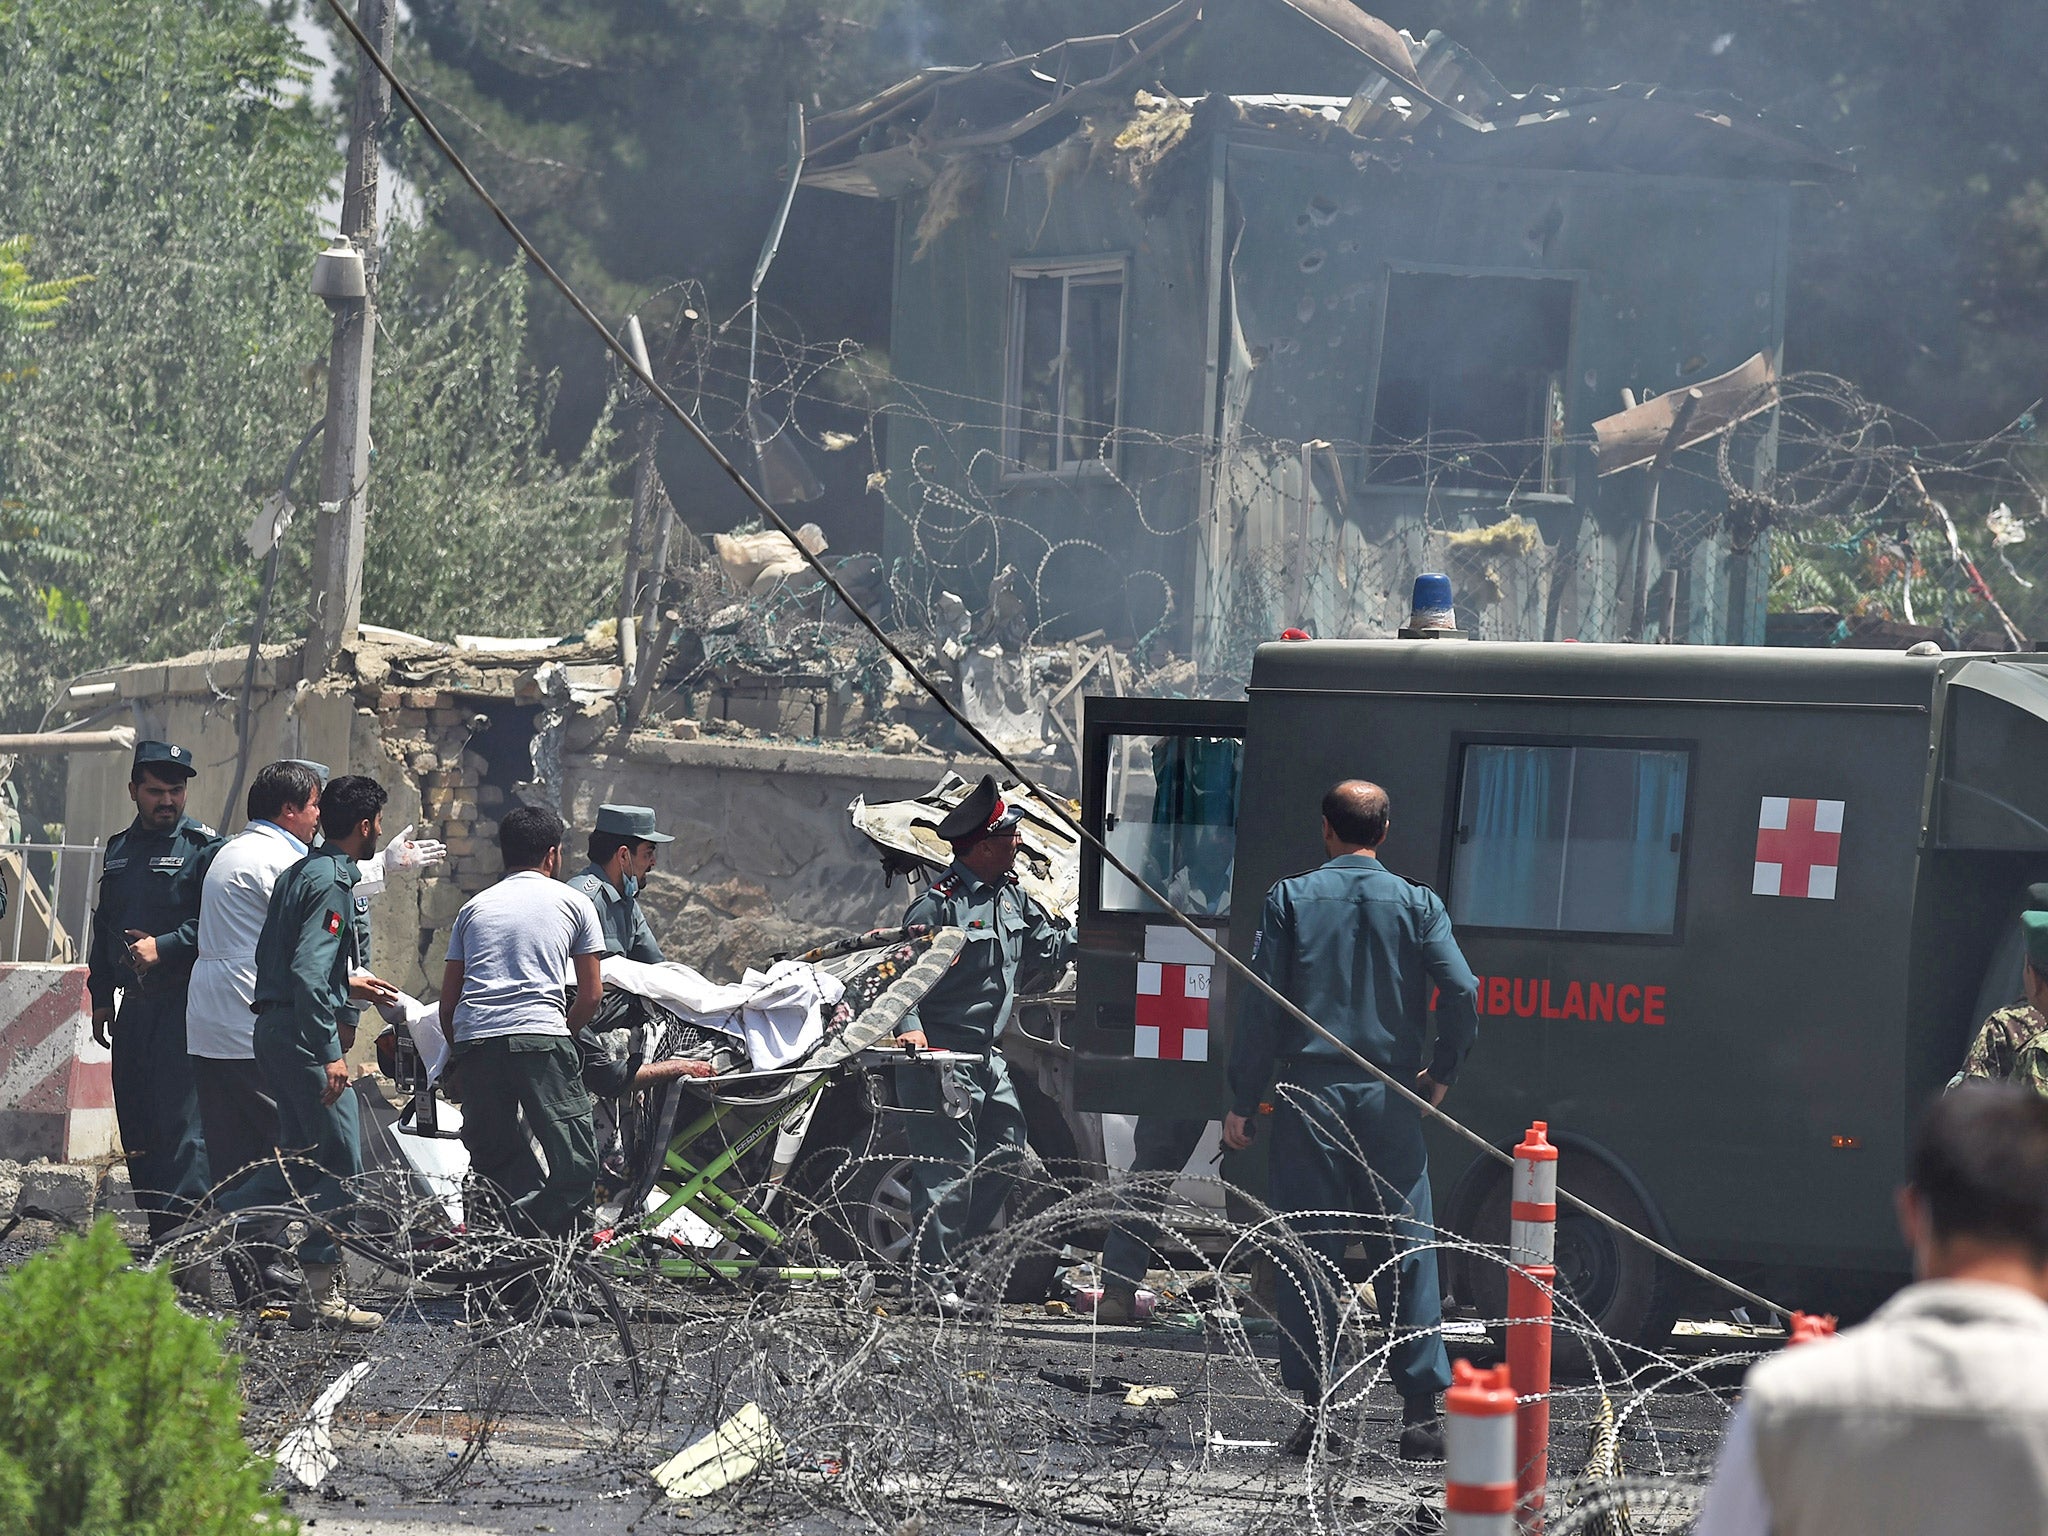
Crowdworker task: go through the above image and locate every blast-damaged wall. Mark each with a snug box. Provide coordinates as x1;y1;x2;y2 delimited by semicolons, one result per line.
58;643;974;1048
561;737;974;980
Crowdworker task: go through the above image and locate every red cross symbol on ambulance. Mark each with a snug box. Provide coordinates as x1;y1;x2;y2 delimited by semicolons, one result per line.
1133;925;1216;1061
1753;796;1844;900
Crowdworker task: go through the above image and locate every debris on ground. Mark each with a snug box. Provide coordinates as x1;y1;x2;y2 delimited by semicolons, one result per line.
651;1401;785;1499
275;1360;376;1489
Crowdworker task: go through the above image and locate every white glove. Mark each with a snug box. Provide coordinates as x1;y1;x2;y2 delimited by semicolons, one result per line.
379;824;447;874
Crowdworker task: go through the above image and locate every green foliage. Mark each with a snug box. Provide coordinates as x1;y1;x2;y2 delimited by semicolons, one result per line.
362;233;626;639
0;0;628;742
1768;480;2048;646
0;1219;295;1535
0;233;88;608
0;235;90;358
0;0;336;725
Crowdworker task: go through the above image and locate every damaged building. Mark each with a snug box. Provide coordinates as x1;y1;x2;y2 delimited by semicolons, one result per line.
802;0;1846;667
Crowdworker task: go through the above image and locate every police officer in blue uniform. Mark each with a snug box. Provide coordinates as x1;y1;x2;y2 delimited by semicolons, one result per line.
565;804;671;963
1224;779;1480;1461
894;775;1072;1311
87;739;220;1251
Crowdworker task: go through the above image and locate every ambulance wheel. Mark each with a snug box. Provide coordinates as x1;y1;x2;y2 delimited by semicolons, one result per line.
791;1115;1062;1303
1454;1151;1681;1373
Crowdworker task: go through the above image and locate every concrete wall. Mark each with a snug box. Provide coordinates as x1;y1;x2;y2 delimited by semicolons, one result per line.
59;648;980;1024
886;141;1213;646
62;646;350;847
562;737;974;980
886;128;1793;650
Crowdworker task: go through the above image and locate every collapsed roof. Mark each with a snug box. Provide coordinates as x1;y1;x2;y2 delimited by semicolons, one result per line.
800;0;1847;199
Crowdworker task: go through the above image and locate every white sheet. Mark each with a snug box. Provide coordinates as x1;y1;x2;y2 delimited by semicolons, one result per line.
600;956;846;1069
377;991;449;1082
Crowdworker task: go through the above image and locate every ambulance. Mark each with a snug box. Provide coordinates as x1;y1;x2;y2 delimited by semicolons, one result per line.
1070;636;2048;1344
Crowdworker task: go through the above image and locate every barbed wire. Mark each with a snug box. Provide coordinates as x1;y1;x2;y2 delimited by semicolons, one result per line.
614;302;2047;728
84;1059;1762;1532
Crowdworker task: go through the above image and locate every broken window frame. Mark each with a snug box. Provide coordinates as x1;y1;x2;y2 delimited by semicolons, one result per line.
1363;264;1581;500
1002;256;1128;479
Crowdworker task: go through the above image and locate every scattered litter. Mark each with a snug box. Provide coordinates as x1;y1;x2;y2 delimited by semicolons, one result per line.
1038;1369;1132;1396
275;1360;375;1489
1122;1384;1178;1408
651;1402;784;1499
713;523;828;596
1206;1429;1280;1452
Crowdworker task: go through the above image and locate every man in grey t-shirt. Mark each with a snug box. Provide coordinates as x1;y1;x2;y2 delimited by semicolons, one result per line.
438;804;606;1240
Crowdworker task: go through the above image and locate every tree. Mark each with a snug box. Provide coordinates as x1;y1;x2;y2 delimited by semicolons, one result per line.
0;0;628;747
0;1219;296;1535
358;228;625;641
0;234;89;615
0;235;89;344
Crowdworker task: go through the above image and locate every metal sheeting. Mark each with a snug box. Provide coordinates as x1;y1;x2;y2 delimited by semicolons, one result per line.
1948;658;2048;723
804;1;1846;197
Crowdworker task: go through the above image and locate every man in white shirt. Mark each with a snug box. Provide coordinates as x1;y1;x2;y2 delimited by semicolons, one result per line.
187;759;442;1301
1695;1070;2048;1536
438;803;605;1243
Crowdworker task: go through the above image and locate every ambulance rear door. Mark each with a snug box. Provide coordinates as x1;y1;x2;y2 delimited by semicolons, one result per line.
1072;694;1248;1117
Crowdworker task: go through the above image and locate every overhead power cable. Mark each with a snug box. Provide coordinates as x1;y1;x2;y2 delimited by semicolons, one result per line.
318;0;1791;1320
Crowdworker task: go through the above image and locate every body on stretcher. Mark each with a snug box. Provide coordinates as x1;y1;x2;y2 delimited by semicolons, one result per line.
368;926;975;1281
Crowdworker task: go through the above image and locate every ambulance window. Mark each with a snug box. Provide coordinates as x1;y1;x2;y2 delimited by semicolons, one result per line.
1099;733;1242;918
1450;743;1688;936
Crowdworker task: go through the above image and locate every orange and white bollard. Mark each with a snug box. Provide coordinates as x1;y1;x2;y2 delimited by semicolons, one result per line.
1445;1359;1518;1535
1787;1310;1838;1346
1507;1121;1559;1533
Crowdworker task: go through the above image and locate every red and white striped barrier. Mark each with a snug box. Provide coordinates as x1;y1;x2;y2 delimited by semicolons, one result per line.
1446;1359;1518;1535
1508;1120;1559;1533
0;965;114;1162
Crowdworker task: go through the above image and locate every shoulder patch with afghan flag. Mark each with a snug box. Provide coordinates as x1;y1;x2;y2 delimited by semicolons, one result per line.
325;910;343;934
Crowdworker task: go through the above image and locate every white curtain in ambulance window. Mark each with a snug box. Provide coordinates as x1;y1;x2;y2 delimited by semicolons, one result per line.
1100;734;1241;918
1451;743;1687;935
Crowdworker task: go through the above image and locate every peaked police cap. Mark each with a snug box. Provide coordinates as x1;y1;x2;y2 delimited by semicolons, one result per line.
593;803;673;843
936;774;1023;845
132;739;197;780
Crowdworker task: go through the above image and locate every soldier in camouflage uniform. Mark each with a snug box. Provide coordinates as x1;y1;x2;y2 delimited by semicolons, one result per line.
1948;884;2048;1098
1953;1002;2048;1094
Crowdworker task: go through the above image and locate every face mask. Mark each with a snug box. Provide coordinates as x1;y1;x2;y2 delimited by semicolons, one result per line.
623;875;640;898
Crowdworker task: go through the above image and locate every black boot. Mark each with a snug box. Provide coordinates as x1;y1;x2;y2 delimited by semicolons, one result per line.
226;1247;302;1307
1398;1393;1445;1462
1283;1394;1354;1459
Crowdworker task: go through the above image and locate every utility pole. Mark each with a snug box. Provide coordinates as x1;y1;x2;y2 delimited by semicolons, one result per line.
304;0;395;680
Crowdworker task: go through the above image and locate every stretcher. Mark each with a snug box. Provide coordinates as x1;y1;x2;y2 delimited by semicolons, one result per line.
593;925;970;1284
375;926;970;1288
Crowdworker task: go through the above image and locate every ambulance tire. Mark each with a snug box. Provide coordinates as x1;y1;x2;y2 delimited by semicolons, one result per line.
790;1109;1064;1303
1455;1151;1681;1375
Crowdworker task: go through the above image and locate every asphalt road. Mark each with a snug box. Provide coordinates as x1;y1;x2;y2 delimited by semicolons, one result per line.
235;1291;1756;1536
